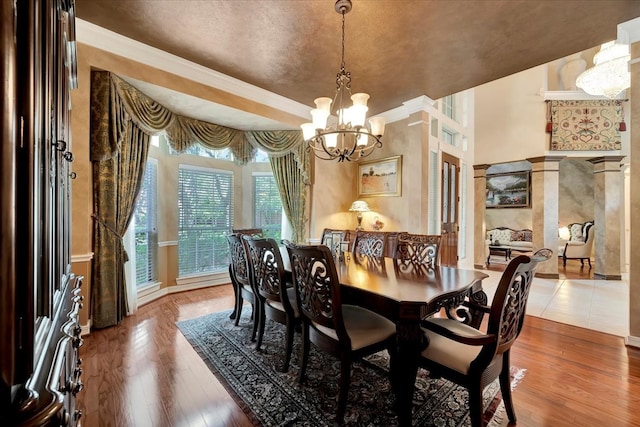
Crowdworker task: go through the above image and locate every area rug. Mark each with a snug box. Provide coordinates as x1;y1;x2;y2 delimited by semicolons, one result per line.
177;310;525;426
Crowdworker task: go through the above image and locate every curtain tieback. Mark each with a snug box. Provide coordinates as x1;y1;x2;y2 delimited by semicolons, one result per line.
91;213;129;262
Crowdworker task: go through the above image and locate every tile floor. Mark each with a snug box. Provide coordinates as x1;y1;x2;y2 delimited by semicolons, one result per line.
480;268;629;337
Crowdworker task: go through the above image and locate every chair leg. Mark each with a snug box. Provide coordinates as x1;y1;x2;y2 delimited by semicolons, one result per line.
468;382;484;427
587;258;592;268
228;265;239;320
234;294;244;326
281;318;295;372
254;302;265;350
250;299;259;342
336;355;351;424
580;259;584;266
298;323;310;384
563;254;567;267
499;352;517;424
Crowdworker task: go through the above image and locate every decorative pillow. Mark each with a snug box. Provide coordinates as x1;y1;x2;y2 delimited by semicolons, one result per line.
521;229;532;242
511;230;524;241
583;222;593;240
570;223;584;241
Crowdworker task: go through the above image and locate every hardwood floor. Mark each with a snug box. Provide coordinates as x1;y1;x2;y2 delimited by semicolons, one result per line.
77;284;640;427
486;256;595;279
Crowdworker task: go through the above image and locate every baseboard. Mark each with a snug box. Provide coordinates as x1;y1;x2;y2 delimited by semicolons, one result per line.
80;320;92;336
535;272;559;279
593;273;623;280
137;276;230;308
625;335;640;349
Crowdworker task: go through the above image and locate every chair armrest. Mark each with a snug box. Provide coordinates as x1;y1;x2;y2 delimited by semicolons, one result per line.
421;320;496;346
462;299;491;314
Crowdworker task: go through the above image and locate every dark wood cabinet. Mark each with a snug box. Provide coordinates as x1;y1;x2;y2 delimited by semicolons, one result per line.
2;1;82;425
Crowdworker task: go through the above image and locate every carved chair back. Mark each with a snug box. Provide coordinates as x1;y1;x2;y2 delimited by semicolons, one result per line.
226;233;251;288
482;248;552;359
352;231;387;258
244;236;291;310
284;242;349;344
321;228;347;260
232;227;264;238
396;232;441;268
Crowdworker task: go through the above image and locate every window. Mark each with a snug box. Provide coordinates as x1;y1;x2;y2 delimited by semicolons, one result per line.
176;143;234;161
134;158;158;287
253;149;270;163
442;128;457;147
178;165;233;275
443;95;456;121
254;174;283;240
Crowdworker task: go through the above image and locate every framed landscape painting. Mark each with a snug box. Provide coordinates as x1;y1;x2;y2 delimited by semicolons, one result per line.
486;171;530;208
357;155;402;197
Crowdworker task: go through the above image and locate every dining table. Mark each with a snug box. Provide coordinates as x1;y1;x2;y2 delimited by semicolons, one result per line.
279;246;489;426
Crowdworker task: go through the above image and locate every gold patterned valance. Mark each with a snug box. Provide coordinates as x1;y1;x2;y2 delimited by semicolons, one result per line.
550;99;623;151
90;72;306;167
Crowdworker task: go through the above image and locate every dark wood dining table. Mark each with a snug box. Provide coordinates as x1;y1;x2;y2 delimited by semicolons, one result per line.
279;247;489;426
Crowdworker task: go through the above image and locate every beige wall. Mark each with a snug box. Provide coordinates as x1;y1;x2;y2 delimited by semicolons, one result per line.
475;65;548;165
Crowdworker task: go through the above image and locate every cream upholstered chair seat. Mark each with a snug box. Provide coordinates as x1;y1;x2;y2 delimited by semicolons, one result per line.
265;287;299;317
313;304;396;350
421;317;487;375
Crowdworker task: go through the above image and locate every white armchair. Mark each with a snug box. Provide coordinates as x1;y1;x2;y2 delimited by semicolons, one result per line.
558;221;594;267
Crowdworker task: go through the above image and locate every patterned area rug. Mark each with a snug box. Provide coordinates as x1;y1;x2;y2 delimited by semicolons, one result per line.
177;310;525;426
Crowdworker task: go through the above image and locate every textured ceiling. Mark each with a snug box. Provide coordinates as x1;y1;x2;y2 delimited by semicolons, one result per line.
76;0;640;120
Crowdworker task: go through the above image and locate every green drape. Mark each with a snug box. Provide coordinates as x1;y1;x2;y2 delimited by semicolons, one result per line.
90;71;309;328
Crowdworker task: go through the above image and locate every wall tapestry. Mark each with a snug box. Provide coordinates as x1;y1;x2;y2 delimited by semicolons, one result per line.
550;99;623;151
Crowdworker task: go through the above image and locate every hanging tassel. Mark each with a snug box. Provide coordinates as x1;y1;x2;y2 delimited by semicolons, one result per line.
619;120;626;131
545;101;553;133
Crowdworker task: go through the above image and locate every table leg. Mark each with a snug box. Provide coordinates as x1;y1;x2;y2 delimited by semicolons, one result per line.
391;315;427;427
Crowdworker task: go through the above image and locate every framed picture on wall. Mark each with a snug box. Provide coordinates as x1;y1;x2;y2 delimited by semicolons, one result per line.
357;155;402;197
486;171;530;208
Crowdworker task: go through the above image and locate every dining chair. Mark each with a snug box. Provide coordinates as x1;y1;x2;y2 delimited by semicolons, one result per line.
232;227;264;237
244;236;300;372
284;241;397;423
395;232;441;268
416;248;552;427
351;230;387;258
321;228;347;260
226;233;259;340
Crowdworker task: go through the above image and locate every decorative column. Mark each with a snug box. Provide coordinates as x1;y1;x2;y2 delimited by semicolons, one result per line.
473;164;490;269
589;156;625;280
527;156;564;278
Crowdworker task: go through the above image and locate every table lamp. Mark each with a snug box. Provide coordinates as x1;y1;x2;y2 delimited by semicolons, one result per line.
349;200;370;231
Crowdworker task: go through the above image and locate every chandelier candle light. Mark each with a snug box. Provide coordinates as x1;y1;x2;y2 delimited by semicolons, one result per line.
349;200;370;231
300;0;386;162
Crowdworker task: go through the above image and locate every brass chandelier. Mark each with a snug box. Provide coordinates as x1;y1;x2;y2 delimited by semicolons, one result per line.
300;0;386;162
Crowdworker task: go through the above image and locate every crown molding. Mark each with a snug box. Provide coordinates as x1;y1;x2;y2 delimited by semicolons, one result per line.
380;95;436;124
541;90;627;101
75;19;310;120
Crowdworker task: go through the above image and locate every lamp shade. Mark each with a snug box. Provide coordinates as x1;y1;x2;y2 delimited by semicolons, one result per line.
349;200;370;212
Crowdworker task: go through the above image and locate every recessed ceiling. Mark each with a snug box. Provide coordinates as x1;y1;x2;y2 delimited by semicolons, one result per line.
76;0;640;126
